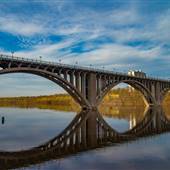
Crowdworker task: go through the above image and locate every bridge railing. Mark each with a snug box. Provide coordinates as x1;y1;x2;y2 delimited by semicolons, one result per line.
0;54;169;82
0;54;129;75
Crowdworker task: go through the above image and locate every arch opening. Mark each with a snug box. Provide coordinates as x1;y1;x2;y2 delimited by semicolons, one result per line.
161;89;170;105
0;68;89;108
161;89;170;119
0;71;82;151
97;79;156;106
98;82;149;133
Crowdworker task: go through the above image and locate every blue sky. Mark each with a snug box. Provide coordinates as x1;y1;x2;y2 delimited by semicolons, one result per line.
0;0;170;96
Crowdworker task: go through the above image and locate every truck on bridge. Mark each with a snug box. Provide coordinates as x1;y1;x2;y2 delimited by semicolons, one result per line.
128;70;146;78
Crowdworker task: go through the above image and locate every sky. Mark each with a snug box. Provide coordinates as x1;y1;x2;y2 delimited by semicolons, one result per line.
0;0;170;97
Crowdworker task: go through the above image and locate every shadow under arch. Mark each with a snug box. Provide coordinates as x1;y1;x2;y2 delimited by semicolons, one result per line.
0;67;90;108
96;79;156;106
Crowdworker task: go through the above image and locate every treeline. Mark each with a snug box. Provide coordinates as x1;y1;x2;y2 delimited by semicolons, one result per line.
1;88;170;120
162;92;170;106
99;88;145;107
0;88;146;111
0;94;80;112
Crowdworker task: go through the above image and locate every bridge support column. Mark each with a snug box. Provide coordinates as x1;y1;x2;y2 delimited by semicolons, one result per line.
151;83;155;98
64;70;68;81
76;72;80;91
81;73;86;98
81;121;86;147
151;82;162;105
101;76;107;90
155;82;162;105
154;107;162;131
70;72;74;85
86;110;97;147
86;73;98;147
97;76;102;96
87;73;97;107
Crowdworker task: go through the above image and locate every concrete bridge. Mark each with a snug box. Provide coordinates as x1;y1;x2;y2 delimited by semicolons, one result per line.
1;54;170;169
0;54;170;145
0;54;170;107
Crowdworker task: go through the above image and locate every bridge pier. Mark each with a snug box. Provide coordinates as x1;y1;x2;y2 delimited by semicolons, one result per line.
81;73;86;98
86;110;97;147
85;73;98;147
81;121;86;147
151;82;162;106
75;72;80;91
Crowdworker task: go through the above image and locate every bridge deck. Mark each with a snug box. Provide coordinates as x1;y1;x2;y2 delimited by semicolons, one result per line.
0;54;168;83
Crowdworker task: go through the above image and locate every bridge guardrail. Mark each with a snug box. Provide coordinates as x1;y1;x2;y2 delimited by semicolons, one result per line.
0;54;169;82
0;54;129;75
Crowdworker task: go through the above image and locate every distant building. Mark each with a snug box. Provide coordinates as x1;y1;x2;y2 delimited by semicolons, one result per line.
128;70;146;92
128;70;146;78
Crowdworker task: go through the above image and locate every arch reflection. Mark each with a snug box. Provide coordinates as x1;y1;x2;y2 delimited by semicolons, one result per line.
0;107;170;169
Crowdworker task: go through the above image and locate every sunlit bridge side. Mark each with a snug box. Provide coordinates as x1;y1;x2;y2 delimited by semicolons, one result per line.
1;54;170;109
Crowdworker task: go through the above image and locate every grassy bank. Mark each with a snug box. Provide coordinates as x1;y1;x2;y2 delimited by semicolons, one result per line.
1;88;170;118
0;88;146;112
0;94;80;112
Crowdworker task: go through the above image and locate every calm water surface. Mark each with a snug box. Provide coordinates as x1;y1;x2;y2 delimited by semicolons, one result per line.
0;108;76;151
0;107;132;151
0;107;170;170
25;133;170;170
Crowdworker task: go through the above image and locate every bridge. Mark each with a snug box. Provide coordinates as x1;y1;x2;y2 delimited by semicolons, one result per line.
1;54;170;169
0;54;170;144
0;54;170;107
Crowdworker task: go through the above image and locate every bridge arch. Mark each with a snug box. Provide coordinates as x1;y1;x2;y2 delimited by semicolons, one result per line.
0;67;90;108
96;79;156;106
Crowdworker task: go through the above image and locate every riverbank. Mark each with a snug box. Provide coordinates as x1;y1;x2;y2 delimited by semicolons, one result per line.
0;88;145;111
0;88;170;117
0;94;80;112
0;88;169;111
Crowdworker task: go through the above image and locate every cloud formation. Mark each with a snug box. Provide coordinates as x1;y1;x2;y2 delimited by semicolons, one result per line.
0;0;170;96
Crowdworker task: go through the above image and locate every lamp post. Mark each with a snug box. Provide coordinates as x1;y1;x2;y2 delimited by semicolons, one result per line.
39;56;42;61
75;61;78;68
11;51;14;57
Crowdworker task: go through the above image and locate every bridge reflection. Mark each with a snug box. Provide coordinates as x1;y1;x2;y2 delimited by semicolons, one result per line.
0;107;170;169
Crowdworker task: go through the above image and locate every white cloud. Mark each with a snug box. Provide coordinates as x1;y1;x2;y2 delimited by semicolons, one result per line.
150;10;170;43
14;39;76;60
0;1;170;97
108;8;139;25
0;16;44;36
61;44;161;66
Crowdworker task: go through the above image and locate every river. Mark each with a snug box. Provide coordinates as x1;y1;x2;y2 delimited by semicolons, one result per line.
0;106;170;170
